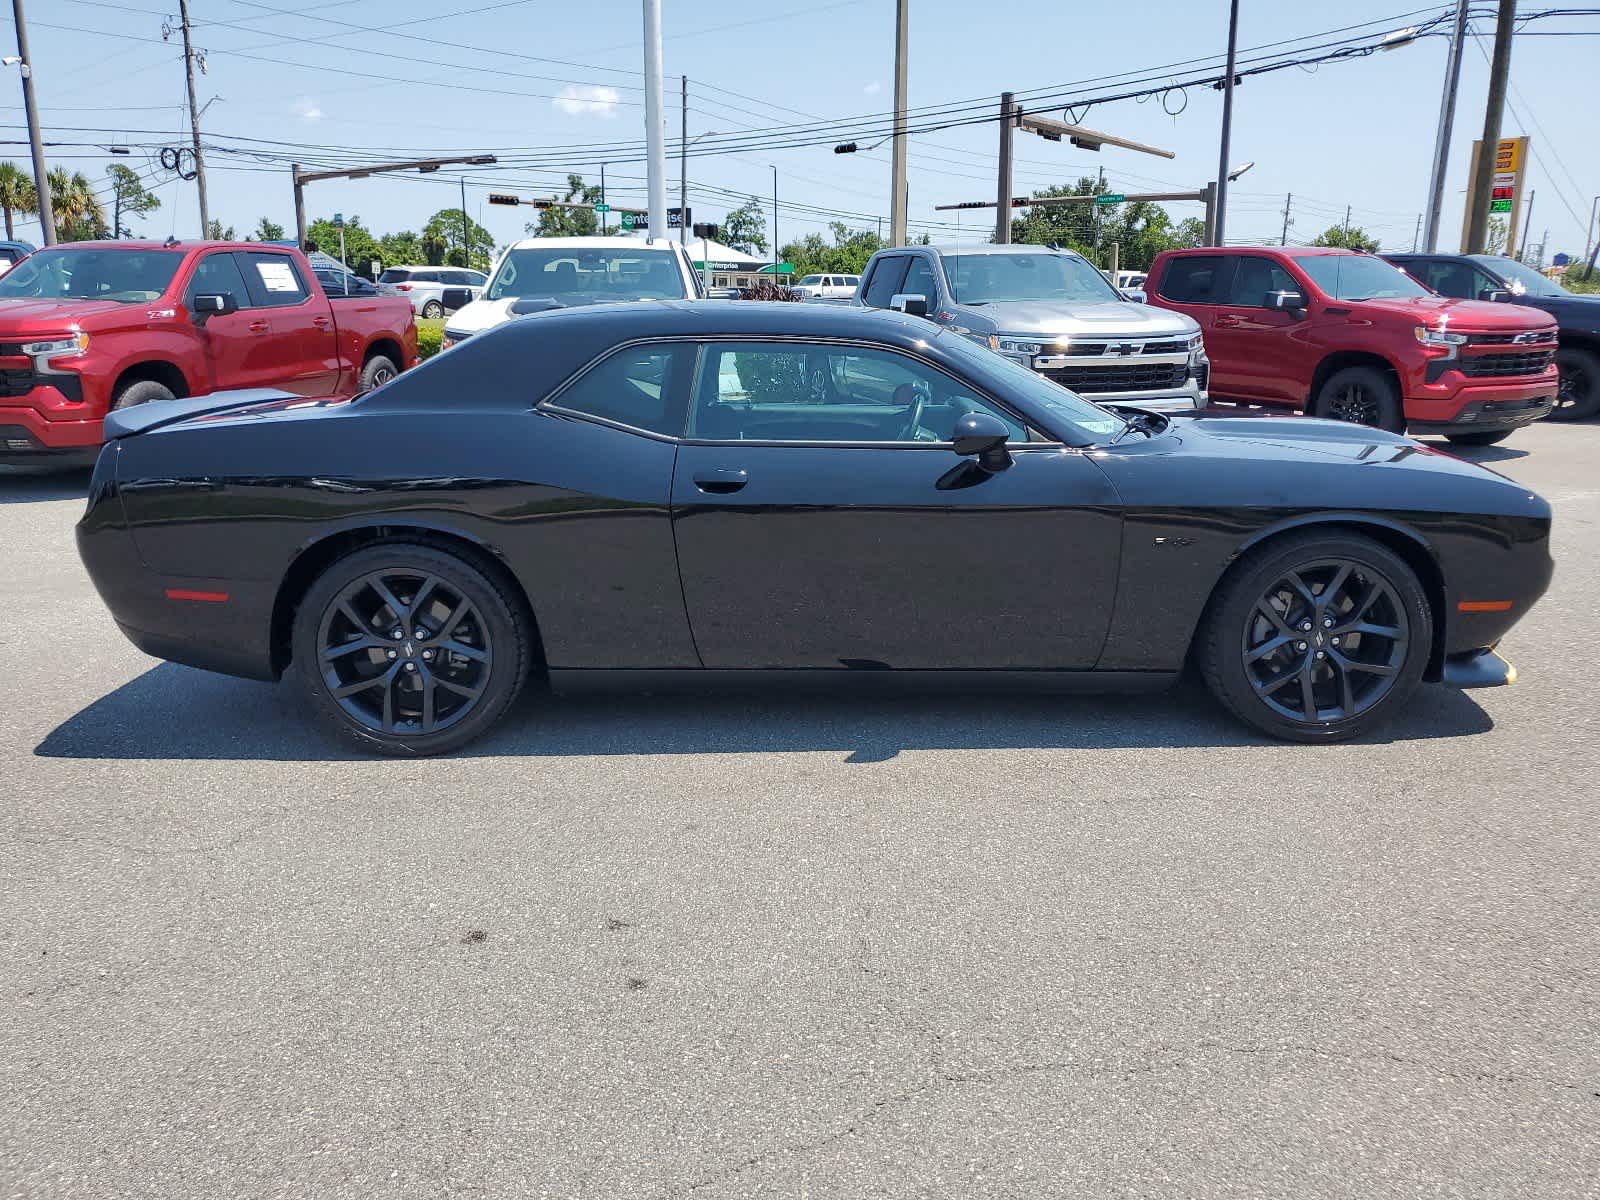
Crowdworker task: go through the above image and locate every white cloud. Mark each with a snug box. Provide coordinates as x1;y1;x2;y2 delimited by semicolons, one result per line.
553;84;621;119
292;96;323;121
863;81;882;96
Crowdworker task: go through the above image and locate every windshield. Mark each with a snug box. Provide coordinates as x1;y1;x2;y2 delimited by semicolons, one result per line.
377;268;412;283
1297;254;1428;302
938;331;1127;442
941;251;1121;305
486;247;686;303
1470;255;1569;298
0;247;184;304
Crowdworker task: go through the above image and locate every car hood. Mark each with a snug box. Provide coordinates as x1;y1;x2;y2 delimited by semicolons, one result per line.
960;298;1198;338
444;294;676;337
0;297;147;327
1352;294;1556;332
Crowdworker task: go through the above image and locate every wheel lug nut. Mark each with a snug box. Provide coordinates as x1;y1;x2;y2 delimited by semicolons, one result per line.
386;649;397;659
1315;650;1326;659
421;649;433;660
1297;641;1308;651
391;628;403;639
1301;622;1312;631
1331;636;1340;646
404;662;417;672
1323;617;1334;627
415;628;430;639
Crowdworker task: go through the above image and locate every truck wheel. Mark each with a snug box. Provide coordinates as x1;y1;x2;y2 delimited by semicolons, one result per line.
421;300;444;320
1312;366;1403;432
1444;430;1512;446
1551;347;1600;421
359;355;399;392
111;379;176;410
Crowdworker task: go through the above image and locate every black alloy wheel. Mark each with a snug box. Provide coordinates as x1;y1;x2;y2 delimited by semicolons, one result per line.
1198;532;1431;742
1313;365;1403;433
292;543;530;755
1326;384;1381;426
1551;346;1600;421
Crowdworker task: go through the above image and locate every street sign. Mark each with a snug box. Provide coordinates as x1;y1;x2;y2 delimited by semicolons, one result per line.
667;206;691;228
333;212;344;227
594;203;610;213
1553;252;1570;267
620;212;637;230
1095;193;1124;205
487;192;520;206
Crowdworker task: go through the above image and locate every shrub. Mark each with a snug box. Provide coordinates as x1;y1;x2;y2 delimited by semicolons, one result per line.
737;280;801;302
416;318;444;360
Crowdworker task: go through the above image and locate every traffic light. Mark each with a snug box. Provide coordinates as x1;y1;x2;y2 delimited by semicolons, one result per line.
487;193;520;206
531;199;555;210
834;142;858;154
692;222;718;239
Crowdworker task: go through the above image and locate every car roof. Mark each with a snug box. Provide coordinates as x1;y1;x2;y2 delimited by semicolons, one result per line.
502;236;682;252
1160;245;1362;258
921;243;1086;258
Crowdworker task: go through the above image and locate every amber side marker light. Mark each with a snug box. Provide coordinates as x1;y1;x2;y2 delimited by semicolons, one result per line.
166;589;230;603
1458;600;1513;613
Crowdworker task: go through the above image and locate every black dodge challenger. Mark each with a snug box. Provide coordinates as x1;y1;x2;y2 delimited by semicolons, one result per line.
76;302;1552;755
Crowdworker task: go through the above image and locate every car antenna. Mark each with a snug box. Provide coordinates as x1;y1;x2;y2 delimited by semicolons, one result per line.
163;235;180;248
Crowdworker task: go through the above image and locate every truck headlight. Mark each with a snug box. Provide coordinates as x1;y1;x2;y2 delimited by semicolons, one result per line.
1414;327;1467;347
21;332;90;371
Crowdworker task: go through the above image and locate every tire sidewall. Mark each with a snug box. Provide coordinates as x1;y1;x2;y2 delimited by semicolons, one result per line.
1552;347;1600;421
291;542;528;756
360;355;399;392
112;379;177;410
1315;365;1403;433
1203;534;1432;743
421;300;444;319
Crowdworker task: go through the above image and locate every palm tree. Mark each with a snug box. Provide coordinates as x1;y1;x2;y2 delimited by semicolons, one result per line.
46;167;106;242
0;161;38;241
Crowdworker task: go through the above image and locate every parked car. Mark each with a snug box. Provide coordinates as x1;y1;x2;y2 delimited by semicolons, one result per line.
857;243;1207;413
1144;247;1559;445
0;240;417;465
440;236;703;350
1383;252;1600;421
1114;269;1148;303
792;273;860;300
0;239;33;276
376;265;487;319
77;302;1550;756
311;264;381;297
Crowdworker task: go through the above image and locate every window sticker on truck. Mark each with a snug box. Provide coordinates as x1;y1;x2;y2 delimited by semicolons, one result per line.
256;260;299;292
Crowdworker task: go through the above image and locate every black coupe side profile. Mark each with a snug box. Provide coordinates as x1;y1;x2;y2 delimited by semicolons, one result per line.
77;303;1553;755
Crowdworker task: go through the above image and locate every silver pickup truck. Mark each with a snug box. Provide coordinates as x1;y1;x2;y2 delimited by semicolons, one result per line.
856;243;1207;412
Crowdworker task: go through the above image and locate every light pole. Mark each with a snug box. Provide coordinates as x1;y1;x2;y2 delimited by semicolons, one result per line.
677;131;721;243
5;0;55;244
1212;0;1241;247
642;0;667;242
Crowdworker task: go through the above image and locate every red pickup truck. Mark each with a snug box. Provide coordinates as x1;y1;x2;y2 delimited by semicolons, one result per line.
1144;246;1559;445
0;240;417;465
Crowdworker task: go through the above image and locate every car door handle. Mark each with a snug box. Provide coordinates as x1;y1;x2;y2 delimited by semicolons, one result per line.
1213;314;1243;328
248;319;271;334
311;315;331;329
693;468;748;494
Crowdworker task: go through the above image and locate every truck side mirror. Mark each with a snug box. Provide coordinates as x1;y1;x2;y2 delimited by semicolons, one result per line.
190;292;238;323
1478;288;1511;303
1265;289;1306;312
890;293;930;318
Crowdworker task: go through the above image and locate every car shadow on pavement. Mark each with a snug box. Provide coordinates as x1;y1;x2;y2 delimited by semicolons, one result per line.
1411;439;1529;463
36;662;1496;762
0;466;92;503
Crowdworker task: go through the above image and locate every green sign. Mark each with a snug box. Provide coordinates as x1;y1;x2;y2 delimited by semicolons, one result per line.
594;203;610;213
758;262;795;274
1489;198;1512;214
620;212;637;229
1095;193;1123;206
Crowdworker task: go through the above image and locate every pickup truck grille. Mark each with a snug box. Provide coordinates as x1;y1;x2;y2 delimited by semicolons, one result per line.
1059;338;1189;356
1460;350;1555;377
1466;331;1557;347
1040;362;1189;393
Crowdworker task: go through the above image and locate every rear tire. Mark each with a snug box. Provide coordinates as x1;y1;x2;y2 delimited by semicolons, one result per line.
291;542;531;756
1444;429;1512;446
1197;531;1432;743
421;300;444;320
111;379;176;410
1551;346;1600;421
359;354;399;392
1312;365;1404;433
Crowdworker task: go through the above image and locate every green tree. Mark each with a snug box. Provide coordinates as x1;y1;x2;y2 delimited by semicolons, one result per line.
0;161;38;241
47;168;106;241
253;216;285;241
1310;223;1381;252
779;222;885;278
1173;217;1207;248
204;218;236;240
423;207;495;270
720;196;767;255
378;230;424;265
528;174;602;238
306;215;382;277
105;164;160;239
1009;176;1102;253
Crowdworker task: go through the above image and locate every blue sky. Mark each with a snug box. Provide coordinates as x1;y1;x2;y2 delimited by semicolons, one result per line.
4;0;1595;260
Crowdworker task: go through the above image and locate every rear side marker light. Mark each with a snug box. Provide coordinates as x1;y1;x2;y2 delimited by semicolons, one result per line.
166;588;229;603
1458;600;1513;613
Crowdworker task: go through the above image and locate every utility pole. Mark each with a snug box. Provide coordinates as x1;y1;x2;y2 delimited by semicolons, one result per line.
679;75;688;243
641;0;667;242
10;0;56;244
177;0;210;235
600;163;607;234
994;91;1016;244
1517;189;1535;261
1280;193;1293;245
1423;0;1469;251
460;177;470;268
772;165;779;272
1202;181;1216;245
1412;212;1421;252
1465;0;1517;254
1092;165;1105;250
1212;0;1241;247
1583;194;1599;270
889;0;909;247
1343;204;1352;244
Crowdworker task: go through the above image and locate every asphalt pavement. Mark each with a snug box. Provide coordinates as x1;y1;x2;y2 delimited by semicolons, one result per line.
4;422;1598;1199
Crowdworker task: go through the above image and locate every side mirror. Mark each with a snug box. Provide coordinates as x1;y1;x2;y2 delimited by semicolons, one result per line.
1478;288;1511;303
951;411;1013;473
890;292;930;318
440;286;474;311
190;292;238;323
1265;289;1306;312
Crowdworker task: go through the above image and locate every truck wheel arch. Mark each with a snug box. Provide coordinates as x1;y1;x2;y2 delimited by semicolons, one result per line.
1308;350;1402;409
364;337;405;370
111;360;190;405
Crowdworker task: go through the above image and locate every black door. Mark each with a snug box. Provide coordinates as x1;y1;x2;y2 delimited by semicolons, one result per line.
670;339;1122;670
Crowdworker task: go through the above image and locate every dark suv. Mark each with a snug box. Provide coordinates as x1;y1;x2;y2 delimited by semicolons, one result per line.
1383;253;1599;420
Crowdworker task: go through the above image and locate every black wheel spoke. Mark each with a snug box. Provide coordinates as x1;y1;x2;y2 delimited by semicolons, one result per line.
1285;571;1317;612
438;599;471;639
433;675;485;701
1336;620;1402;639
323;636;381;661
1332;656;1355;715
1252;667;1299;696
1256;600;1295;635
438;638;487;662
1339;655;1397;677
1320;563;1351;613
1298;664;1318;719
420;672;436;732
369;577;407;630
334;662;399;699
410;575;439;621
1245;633;1293;663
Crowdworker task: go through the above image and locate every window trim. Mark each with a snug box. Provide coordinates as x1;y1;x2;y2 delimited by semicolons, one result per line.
1216;255;1300;309
182;249;256;310
538;337;700;442
681;334;1047;449
236;249;314;309
861;255;911;309
1155;252;1232;306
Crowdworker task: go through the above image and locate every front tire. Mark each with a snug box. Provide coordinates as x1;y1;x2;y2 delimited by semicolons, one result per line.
1197;532;1432;743
359;354;399;392
291;542;531;756
111;379;176;410
1444;429;1512;446
1312;365;1404;432
1551;346;1600;421
421;300;444;320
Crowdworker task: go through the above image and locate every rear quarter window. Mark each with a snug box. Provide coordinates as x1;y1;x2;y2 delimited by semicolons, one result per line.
1156;255;1227;304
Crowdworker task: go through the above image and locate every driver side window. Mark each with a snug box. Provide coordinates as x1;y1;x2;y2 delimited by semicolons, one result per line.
184;251;254;309
687;341;1027;444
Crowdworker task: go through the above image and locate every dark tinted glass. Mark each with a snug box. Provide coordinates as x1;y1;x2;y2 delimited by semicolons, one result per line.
1156;255;1226;304
0;247;183;303
861;256;909;307
900;256;939;302
185;251;253;307
553;342;694;436
1219;256;1298;307
238;252;310;307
